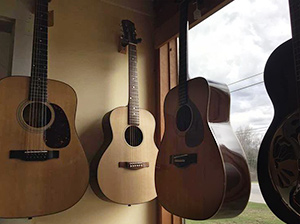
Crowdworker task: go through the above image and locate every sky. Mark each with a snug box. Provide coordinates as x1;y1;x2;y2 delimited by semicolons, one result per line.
188;0;292;138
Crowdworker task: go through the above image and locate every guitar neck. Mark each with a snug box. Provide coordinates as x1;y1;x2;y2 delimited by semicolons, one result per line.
128;44;139;125
289;0;300;94
30;0;49;102
178;0;189;106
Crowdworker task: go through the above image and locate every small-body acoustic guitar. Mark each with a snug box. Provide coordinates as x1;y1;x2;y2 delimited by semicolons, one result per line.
258;0;300;223
0;0;89;218
155;0;251;220
90;20;158;205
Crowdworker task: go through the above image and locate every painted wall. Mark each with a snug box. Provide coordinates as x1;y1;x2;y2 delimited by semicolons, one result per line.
0;0;157;223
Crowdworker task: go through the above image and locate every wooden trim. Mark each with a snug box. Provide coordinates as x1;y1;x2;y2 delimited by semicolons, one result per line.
154;0;234;49
156;39;181;224
48;10;54;27
173;216;183;224
100;0;154;17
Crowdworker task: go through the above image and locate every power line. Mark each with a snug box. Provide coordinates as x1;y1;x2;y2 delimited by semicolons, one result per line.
235;126;269;133
230;81;264;93
228;72;263;86
235;126;269;132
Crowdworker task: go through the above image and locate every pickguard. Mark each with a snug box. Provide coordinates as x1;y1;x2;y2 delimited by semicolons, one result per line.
185;100;204;147
44;103;70;148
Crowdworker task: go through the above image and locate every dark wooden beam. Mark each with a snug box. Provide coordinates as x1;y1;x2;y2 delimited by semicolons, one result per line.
154;0;234;48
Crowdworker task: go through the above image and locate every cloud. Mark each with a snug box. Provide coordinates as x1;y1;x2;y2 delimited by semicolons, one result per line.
188;0;291;134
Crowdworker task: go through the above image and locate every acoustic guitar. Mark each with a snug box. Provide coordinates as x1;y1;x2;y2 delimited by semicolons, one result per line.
155;0;250;220
258;0;300;223
90;20;158;205
0;0;89;218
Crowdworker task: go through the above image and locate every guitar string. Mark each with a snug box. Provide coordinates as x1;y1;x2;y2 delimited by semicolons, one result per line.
28;0;39;152
36;0;41;152
289;1;300;127
37;0;42;152
179;0;190;196
36;0;41;151
288;0;300;208
41;0;46;152
129;43;132;161
42;0;47;152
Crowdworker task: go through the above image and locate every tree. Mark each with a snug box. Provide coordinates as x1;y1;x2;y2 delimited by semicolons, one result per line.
235;126;261;181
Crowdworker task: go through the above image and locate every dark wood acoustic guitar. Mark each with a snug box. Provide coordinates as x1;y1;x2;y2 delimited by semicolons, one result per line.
0;0;89;218
258;0;300;223
90;20;158;205
155;0;251;220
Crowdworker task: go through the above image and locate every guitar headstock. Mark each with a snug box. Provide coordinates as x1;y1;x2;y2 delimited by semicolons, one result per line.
121;20;142;47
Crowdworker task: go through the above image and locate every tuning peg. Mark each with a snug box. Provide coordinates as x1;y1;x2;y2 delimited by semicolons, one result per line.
137;38;142;44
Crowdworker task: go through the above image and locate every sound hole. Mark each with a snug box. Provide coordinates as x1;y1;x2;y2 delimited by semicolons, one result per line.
23;102;52;128
125;126;143;147
176;105;192;132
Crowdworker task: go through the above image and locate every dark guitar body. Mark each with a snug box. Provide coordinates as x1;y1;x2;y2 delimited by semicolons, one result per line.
258;39;300;223
155;77;250;220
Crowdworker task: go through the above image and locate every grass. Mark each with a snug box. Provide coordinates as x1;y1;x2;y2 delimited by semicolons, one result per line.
186;202;284;224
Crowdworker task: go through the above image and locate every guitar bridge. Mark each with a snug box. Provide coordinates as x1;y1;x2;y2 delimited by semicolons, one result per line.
170;153;197;168
9;150;59;161
118;162;149;170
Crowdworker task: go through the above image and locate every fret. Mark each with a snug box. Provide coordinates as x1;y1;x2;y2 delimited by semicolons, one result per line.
35;5;48;13
32;66;48;72
30;93;48;97
35;14;48;22
34;36;48;41
33;41;48;47
29;92;48;96
35;20;48;27
31;82;48;86
33;57;48;62
32;55;47;61
34;32;48;40
32;43;48;51
31;82;47;85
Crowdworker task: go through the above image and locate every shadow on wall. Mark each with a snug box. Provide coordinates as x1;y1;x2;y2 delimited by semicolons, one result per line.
79;118;103;163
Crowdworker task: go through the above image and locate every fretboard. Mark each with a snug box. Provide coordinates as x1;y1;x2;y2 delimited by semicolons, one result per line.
128;44;139;125
29;0;49;102
178;0;189;106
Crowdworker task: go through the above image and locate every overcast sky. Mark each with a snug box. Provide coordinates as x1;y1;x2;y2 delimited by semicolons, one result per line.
188;0;292;138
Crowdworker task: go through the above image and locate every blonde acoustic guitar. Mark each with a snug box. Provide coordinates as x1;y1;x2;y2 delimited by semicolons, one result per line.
90;20;158;205
0;0;89;218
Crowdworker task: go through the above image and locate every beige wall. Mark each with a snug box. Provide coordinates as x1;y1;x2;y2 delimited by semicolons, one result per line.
0;0;157;223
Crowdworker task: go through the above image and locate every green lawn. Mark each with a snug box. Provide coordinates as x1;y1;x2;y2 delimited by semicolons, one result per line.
186;202;284;224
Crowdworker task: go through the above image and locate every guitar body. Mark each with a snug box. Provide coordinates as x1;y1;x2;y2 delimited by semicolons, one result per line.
90;106;158;205
0;76;89;218
258;39;300;223
156;77;250;220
